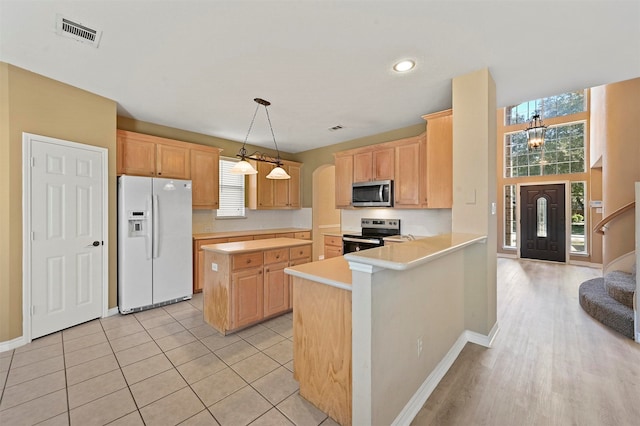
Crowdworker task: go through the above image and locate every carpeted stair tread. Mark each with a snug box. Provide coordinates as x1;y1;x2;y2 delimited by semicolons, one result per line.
604;270;636;309
579;277;634;339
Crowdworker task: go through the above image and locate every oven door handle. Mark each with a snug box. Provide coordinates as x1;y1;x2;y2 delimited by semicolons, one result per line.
343;237;382;245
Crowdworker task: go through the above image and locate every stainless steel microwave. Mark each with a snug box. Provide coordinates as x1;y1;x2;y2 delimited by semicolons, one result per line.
352;180;393;207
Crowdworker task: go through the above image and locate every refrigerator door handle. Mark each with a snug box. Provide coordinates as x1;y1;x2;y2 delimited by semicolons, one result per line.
152;194;159;259
145;195;153;260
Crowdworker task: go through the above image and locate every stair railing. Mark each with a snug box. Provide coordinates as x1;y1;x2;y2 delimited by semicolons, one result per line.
593;201;636;235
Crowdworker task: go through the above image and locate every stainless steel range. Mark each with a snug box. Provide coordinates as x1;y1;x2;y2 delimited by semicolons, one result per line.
342;218;400;254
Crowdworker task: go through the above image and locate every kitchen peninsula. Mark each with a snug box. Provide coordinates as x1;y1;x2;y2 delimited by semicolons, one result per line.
202;238;312;335
285;233;491;426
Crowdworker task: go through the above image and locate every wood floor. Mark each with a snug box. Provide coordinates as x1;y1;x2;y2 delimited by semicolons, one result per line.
412;258;640;426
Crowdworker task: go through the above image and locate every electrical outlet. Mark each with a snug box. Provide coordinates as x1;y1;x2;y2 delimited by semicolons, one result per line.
211;263;218;271
417;337;423;356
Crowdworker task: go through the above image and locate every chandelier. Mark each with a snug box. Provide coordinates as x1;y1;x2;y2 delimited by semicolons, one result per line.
524;112;547;150
230;98;290;179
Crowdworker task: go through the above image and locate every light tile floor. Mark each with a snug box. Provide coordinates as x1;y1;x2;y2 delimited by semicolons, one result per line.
0;293;339;426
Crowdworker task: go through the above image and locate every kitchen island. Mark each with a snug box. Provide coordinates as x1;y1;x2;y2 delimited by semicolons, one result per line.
285;232;493;426
202;238;312;335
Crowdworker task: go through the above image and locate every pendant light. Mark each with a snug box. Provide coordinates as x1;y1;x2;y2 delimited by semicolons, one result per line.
230;98;290;179
524;112;547;150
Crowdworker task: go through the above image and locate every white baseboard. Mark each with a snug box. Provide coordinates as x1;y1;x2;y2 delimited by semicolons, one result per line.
391;323;498;426
106;307;120;317
2;308;121;353
466;321;500;348
0;335;29;353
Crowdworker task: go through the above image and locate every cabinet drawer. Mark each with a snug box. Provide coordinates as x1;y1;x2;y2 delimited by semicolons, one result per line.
289;257;311;267
324;235;342;247
232;252;264;270
290;245;312;260
264;248;290;264
294;231;311;240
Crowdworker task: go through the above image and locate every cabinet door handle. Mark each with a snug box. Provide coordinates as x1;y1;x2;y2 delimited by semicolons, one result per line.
246;259;252;264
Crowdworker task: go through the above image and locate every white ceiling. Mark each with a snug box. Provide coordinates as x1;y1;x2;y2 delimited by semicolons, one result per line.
1;1;639;153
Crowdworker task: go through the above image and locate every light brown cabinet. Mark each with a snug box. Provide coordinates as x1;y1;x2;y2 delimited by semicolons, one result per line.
288;245;312;309
324;235;343;259
203;239;312;334
191;147;221;210
334;154;354;208
420;109;453;208
194;237;228;293
117;130;222;208
263;248;290;318
117;130;191;179
194;231;310;294
353;147;394;183
333;109;452;209
230;252;264;330
248;160;302;209
394;135;422;207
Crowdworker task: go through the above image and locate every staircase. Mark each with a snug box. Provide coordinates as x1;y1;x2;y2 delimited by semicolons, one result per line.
579;269;635;339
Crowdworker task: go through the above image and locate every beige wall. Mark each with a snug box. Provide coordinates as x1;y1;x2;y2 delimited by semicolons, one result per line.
0;63;117;342
597;77;640;266
451;68;497;335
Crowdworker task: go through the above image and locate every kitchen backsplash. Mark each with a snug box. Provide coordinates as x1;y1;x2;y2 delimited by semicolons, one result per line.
192;208;312;233
341;208;452;236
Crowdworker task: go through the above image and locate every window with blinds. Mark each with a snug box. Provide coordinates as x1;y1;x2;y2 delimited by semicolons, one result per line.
217;157;246;218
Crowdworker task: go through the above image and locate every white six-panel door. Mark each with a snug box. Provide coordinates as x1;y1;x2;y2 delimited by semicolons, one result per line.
26;134;106;339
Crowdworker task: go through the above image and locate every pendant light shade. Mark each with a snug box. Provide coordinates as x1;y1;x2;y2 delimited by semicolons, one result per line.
266;166;290;179
230;160;258;175
232;98;290;179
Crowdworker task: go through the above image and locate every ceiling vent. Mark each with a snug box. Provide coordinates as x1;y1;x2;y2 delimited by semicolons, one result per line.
55;15;102;48
329;125;344;132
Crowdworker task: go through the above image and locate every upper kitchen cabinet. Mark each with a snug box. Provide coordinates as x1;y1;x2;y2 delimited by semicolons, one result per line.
191;146;223;210
248;159;302;210
420;109;453;208
353;147;394;183
393;134;423;207
117;130;223;209
334;153;354;208
117;130;190;179
333;108;452;209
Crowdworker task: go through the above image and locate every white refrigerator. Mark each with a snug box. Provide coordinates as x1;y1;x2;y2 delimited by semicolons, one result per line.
118;175;193;313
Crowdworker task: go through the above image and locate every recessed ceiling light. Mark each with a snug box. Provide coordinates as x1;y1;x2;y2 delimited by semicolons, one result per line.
393;59;416;72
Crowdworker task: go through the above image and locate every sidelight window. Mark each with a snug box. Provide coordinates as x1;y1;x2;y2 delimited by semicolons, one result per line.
504;185;517;248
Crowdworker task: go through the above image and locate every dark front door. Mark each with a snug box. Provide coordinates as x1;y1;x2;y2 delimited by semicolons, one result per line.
520;184;566;262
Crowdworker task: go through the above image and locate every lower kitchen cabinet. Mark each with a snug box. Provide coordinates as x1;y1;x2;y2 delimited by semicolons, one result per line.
202;239;312;334
264;261;290;318
324;235;343;259
231;266;264;330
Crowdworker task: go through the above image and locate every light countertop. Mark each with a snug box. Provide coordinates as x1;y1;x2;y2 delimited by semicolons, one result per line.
286;233;485;290
285;256;352;291
194;228;310;240
202;237;312;254
344;232;487;270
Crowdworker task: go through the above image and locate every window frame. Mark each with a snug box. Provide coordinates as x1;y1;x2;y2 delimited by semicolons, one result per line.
216;156;247;219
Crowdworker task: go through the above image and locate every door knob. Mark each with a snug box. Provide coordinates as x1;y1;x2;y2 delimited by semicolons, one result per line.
92;241;100;247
